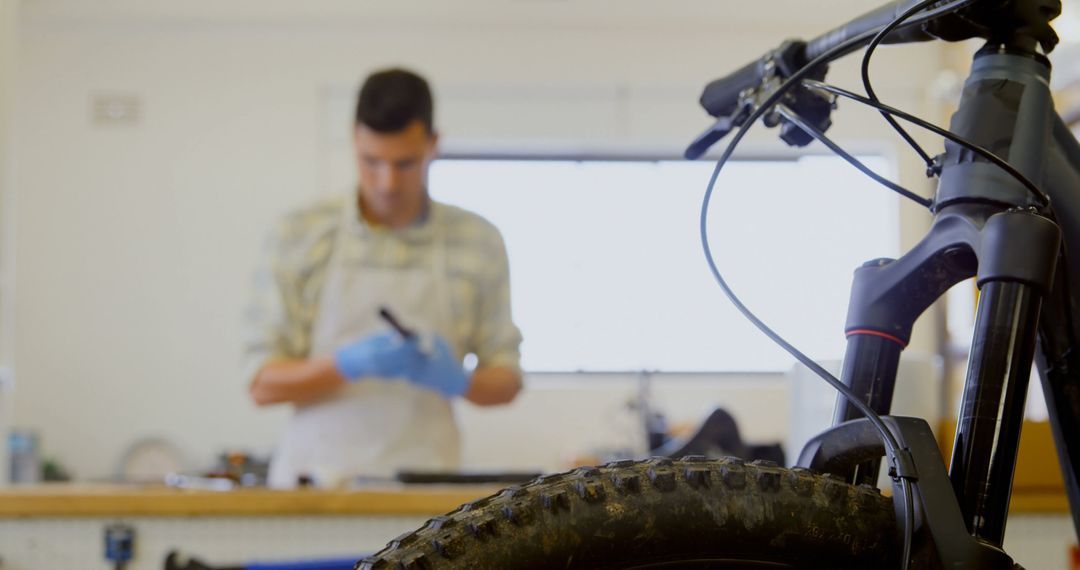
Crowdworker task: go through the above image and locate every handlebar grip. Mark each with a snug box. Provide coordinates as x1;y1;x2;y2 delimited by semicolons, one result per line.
698;59;763;118
699;0;945;118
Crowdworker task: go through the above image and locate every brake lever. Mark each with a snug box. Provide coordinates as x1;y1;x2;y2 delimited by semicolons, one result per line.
684;104;751;160
686;40;834;160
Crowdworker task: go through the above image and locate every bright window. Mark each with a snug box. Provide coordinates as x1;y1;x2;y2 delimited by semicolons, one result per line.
430;155;900;372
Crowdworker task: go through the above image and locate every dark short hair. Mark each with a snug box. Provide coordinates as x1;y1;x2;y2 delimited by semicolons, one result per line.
355;68;434;134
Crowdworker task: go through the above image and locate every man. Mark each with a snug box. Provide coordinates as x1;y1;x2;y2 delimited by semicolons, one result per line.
246;68;523;488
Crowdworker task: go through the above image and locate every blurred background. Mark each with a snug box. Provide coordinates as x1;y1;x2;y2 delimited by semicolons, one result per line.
2;0;1080;568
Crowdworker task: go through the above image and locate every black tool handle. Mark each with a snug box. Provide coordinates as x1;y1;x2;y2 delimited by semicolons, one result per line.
378;306;417;340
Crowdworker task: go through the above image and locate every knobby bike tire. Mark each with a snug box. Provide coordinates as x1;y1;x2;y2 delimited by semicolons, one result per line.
358;456;898;569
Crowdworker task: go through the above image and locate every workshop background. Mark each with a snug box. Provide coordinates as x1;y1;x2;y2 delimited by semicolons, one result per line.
1;0;1079;569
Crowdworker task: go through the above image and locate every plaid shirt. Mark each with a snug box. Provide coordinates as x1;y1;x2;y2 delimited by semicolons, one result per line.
244;193;522;377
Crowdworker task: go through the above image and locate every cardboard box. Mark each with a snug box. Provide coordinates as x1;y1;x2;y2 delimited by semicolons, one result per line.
940;420;1065;493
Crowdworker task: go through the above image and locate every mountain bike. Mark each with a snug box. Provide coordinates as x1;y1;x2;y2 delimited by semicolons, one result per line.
358;0;1080;567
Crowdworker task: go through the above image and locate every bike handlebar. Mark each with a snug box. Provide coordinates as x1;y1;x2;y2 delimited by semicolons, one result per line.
804;0;945;60
698;0;968;118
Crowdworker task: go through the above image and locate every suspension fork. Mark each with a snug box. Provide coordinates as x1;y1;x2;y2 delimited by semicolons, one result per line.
831;218;978;487
830;207;1059;543
950;279;1043;543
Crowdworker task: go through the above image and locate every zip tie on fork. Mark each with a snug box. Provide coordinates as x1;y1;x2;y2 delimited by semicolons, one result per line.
889;448;919;482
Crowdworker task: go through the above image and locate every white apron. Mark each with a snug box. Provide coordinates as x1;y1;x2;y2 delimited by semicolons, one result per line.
267;199;460;488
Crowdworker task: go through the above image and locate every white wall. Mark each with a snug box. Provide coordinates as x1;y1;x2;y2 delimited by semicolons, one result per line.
10;2;949;480
8;513;1080;570
0;0;20;485
3;513;1076;570
458;372;789;472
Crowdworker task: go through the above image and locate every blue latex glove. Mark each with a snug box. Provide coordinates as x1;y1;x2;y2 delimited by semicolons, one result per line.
333;331;415;381
402;334;470;398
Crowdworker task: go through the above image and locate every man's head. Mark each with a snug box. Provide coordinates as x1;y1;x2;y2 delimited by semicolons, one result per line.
353;68;438;228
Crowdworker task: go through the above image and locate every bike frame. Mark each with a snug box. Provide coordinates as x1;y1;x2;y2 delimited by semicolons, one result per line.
793;31;1080;570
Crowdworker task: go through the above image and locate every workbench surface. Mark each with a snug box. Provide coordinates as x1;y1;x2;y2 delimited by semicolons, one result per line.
0;483;503;517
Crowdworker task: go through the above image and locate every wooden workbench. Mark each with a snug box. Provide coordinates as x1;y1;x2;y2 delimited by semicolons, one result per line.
0;483;502;518
0;480;1068;518
0;482;1071;570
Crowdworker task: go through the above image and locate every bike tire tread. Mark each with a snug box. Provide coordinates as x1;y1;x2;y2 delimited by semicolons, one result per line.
358;456;897;569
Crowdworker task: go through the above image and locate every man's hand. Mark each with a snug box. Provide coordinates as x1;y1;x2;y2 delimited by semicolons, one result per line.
402;334;470;398
334;330;469;398
333;331;415;381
